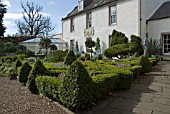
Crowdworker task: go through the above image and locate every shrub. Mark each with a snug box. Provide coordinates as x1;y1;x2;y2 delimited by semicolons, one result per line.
1;57;5;63
12;56;18;62
5;59;12;64
92;70;133;100
59;61;94;110
111;29;128;46
19;62;32;85
64;50;76;66
36;76;62;100
47;50;68;63
138;55;152;73
5;57;12;62
85;53;90;60
18;54;26;60
104;44;131;59
125;65;142;79
132;52;140;58
130;35;144;55
27;60;47;93
78;56;85;61
97;54;103;60
15;59;22;69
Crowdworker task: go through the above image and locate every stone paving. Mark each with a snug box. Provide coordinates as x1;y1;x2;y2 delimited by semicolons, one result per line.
87;61;170;114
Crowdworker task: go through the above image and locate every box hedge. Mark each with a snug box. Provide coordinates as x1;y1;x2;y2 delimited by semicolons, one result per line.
138;55;152;73
27;60;47;93
19;62;32;85
59;61;94;110
35;76;62;100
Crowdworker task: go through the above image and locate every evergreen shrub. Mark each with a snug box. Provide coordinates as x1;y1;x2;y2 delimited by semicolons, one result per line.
27;60;47;93
138;55;152;73
19;62;32;85
36;76;62;100
64;50;76;66
59;61;94;110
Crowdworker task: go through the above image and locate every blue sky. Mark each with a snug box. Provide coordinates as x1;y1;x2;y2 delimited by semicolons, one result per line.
2;0;77;36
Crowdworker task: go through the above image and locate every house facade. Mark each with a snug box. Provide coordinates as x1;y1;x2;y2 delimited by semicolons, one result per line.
62;0;170;55
19;38;67;55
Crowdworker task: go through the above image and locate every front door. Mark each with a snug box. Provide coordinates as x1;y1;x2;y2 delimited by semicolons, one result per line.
162;34;170;55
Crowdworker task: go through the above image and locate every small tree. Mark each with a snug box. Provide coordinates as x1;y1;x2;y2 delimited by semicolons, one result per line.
39;38;52;56
0;3;7;37
95;38;100;51
50;44;58;53
85;38;95;57
64;50;76;66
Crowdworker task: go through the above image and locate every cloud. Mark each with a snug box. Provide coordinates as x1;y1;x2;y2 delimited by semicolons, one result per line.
2;0;12;8
4;20;17;36
47;0;56;5
4;13;23;20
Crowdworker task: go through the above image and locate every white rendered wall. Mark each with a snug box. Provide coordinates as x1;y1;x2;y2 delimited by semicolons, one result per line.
148;18;170;55
140;0;170;38
62;0;139;52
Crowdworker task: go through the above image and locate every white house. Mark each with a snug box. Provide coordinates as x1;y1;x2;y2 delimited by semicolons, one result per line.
19;37;67;55
62;0;170;55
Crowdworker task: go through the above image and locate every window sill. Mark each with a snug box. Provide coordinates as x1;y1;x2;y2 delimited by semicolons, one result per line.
109;23;117;26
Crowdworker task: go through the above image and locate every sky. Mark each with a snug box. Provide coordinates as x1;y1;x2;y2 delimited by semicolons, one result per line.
2;0;77;36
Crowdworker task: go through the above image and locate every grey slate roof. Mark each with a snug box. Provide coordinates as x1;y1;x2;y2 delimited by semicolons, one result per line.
148;1;170;21
62;0;117;20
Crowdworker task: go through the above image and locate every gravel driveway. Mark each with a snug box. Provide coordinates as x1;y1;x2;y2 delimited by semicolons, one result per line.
0;75;67;114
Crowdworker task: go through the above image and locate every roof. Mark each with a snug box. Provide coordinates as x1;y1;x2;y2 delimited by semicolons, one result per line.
21;38;67;44
148;1;170;21
62;0;117;20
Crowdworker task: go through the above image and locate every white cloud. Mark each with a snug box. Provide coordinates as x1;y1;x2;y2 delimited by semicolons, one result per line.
47;0;56;5
4;20;17;36
4;13;23;20
2;0;12;8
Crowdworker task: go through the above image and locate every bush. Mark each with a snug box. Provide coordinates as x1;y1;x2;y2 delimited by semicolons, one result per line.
138;55;152;73
27;60;47;93
92;70;133;100
15;59;22;69
104;44;131;59
132;52;140;58
111;29;128;46
36;76;62;100
64;50;76;66
59;61;94;110
12;56;18;62
19;62;32;85
1;57;5;62
97;54;103;60
5;59;12;64
47;50;68;63
85;53;90;60
18;54;26;60
5;57;12;62
78;56;85;61
130;35;144;55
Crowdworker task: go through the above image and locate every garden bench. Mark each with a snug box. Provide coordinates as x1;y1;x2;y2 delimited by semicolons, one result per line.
156;55;170;61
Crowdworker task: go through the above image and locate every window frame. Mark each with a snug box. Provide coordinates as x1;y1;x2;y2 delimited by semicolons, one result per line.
109;5;117;25
78;0;84;11
70;18;75;32
86;12;92;29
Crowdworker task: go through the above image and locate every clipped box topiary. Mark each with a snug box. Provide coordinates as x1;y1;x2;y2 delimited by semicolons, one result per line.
59;60;94;110
19;62;32;85
64;50;76;66
138;55;152;73
27;60;47;93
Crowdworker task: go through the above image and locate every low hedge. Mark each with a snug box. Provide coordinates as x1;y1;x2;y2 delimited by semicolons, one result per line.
138;56;152;73
36;76;62;100
92;70;133;101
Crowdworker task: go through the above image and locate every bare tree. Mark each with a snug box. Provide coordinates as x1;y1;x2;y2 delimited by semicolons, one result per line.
16;2;54;36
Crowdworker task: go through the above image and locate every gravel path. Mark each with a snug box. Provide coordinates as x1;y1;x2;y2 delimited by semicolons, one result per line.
0;75;68;114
